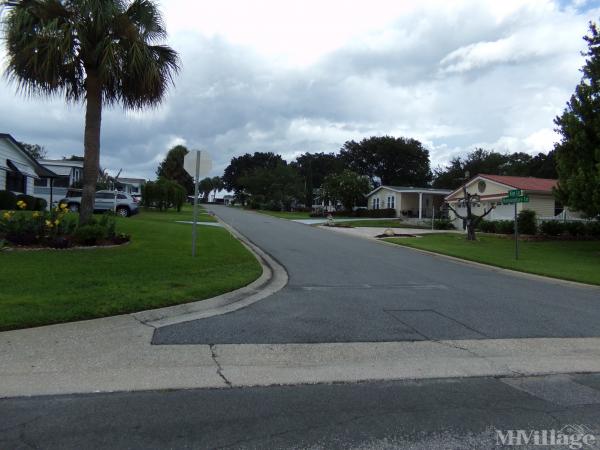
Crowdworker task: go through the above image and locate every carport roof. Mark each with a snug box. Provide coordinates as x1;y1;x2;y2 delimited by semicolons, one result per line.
367;185;452;197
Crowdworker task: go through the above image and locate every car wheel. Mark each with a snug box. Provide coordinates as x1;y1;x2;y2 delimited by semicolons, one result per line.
116;207;130;217
68;203;79;212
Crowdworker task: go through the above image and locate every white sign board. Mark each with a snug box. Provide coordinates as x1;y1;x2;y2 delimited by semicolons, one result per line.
183;150;212;180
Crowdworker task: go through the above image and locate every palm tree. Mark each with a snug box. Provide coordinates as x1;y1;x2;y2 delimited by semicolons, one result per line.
2;0;179;224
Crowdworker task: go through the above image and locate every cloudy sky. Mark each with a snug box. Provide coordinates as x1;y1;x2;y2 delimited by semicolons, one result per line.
1;0;599;179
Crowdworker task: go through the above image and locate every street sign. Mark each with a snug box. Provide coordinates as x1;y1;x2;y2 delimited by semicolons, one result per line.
501;195;529;205
183;150;212;179
501;190;529;261
507;189;523;198
183;150;213;257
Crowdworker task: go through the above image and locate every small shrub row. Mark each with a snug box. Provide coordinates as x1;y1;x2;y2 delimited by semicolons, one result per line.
540;220;600;238
433;219;455;230
0;200;129;248
0;190;47;211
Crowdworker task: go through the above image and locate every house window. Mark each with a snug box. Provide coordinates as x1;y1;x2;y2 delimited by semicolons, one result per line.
53;177;70;188
372;197;380;209
6;170;26;193
34;178;48;187
387;196;395;209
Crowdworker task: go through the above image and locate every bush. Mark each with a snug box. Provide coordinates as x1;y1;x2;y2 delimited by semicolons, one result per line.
584;220;600;237
355;208;396;218
15;194;36;210
517;210;537;235
34;197;47;211
0;190;16;210
477;220;497;233
433;219;455;230
540;220;564;236
74;224;107;246
142;179;186;211
496;220;514;234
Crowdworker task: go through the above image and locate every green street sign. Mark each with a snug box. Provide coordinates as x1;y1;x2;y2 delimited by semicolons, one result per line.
508;189;523;198
501;195;529;205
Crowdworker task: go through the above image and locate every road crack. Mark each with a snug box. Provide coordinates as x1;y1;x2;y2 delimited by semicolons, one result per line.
210;344;232;388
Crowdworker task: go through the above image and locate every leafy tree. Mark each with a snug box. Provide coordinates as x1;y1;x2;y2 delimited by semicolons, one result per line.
211;176;224;201
554;21;600;217
223;152;284;197
3;0;179;224
528;151;558;179
321;170;371;211
18;141;46;160
199;177;214;201
444;186;495;241
156;145;194;194
238;162;303;210
291;152;344;206
339;136;431;186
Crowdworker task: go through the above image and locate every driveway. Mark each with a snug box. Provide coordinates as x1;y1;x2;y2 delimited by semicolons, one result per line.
153;205;600;345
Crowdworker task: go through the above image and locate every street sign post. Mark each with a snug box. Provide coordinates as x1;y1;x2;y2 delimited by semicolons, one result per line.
183;150;212;257
501;189;529;260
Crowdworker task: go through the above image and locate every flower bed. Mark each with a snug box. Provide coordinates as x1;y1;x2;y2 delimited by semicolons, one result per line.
1;201;130;249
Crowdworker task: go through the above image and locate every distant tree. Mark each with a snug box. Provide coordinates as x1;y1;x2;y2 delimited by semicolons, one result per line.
199;177;214;201
156;145;194;195
223;152;284;197
239;162;303;210
339;136;431;186
3;0;179;224
554;21;600;217
291;152;344;206
18;142;46;160
63;155;85;162
211;176;224;201
528;151;558;179
321;170;372;210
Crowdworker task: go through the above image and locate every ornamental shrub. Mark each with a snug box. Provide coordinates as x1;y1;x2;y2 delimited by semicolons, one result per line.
0;190;16;210
495;220;514;234
517;210;537;235
477;220;496;233
540;221;565;236
355;208;396;218
433;219;455;230
74;224;107;246
34;197;47;211
15;194;36;210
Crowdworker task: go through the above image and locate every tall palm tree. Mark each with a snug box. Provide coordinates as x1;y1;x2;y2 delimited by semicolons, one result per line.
211;175;223;202
2;0;179;224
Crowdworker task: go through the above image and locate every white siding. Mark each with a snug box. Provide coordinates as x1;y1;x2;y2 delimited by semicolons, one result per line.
0;138;39;194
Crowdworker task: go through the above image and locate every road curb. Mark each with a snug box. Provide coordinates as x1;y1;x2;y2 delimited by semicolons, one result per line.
131;216;288;328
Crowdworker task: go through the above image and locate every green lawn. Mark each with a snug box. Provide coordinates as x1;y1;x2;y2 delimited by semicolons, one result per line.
332;219;431;229
0;208;261;331
385;233;600;285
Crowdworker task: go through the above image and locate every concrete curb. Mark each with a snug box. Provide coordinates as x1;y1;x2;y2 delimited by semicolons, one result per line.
131;218;288;328
319;225;600;290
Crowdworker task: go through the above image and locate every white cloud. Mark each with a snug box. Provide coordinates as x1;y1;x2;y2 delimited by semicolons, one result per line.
0;0;597;179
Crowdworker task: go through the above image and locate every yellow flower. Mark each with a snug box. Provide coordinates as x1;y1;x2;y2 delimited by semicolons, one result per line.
45;220;54;228
60;203;68;210
32;212;41;219
54;219;60;225
16;200;27;209
2;211;13;220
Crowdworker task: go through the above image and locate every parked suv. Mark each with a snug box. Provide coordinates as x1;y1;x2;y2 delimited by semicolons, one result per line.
59;190;139;217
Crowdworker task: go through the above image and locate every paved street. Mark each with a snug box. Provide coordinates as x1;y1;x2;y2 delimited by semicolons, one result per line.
2;374;600;449
154;206;600;345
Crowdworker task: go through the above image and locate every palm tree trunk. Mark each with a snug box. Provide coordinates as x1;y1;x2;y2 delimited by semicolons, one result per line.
80;71;102;225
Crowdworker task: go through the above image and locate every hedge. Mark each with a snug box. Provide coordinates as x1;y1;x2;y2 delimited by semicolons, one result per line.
0;190;17;210
141;179;186;211
540;220;600;238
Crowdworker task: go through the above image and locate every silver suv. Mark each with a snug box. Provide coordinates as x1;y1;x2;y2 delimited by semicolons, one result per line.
59;190;140;217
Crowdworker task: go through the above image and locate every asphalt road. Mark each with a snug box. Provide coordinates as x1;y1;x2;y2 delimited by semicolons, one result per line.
2;374;600;449
154;206;600;345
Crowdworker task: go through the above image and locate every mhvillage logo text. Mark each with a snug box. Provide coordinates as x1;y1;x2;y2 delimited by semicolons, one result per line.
495;425;597;449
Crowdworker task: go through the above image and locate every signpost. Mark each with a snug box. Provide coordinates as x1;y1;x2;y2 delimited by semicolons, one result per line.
183;150;212;257
501;189;529;260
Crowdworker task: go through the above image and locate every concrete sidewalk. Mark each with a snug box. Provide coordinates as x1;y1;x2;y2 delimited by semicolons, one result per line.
3;313;600;397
